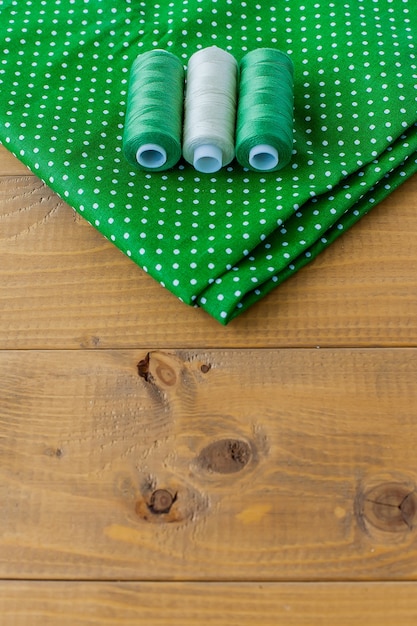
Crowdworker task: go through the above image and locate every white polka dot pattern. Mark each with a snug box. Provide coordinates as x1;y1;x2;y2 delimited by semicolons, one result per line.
0;0;417;323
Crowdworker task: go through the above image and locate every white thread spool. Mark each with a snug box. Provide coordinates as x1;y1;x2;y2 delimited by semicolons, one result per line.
183;47;238;173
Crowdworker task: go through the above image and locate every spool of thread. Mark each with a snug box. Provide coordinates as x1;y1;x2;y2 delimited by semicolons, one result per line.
123;49;184;172
183;46;238;174
236;48;294;172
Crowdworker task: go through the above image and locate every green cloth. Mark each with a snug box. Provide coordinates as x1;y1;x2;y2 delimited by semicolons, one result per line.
1;0;416;324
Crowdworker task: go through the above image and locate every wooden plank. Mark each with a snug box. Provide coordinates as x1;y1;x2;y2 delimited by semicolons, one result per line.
1;168;417;348
0;146;30;175
1;348;417;580
1;581;417;626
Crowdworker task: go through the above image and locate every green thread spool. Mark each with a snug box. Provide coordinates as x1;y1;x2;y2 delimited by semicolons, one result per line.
236;48;294;172
123;50;184;172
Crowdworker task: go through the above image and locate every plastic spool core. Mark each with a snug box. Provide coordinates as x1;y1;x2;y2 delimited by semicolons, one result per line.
249;144;279;171
136;143;167;169
193;144;223;174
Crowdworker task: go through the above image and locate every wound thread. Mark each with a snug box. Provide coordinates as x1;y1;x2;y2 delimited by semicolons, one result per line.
123;49;184;172
236;48;295;172
183;46;238;174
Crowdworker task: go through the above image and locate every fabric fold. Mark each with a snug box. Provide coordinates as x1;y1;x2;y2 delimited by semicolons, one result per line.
199;124;417;322
0;0;416;324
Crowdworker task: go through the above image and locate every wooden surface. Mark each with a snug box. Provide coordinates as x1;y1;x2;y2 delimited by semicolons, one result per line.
1;144;417;623
2;582;417;625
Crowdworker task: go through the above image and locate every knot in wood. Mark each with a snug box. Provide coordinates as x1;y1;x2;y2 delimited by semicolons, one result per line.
360;482;417;533
148;489;175;515
154;363;177;386
137;353;152;382
137;352;178;387
197;439;252;474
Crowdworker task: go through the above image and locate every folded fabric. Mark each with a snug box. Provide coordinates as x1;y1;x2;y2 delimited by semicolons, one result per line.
1;0;416;324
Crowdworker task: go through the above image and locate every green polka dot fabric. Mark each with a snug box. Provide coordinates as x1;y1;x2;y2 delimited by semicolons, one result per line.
1;0;417;324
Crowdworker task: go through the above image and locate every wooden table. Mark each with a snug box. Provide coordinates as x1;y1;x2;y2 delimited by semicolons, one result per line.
1;143;417;624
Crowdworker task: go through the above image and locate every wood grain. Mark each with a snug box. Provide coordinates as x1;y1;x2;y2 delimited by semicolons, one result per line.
1;582;417;625
0;146;30;175
1;348;417;580
1;145;417;349
2;141;417;622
